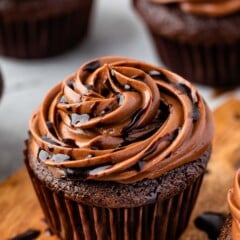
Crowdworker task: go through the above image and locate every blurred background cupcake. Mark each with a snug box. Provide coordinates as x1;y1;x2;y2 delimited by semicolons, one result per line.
133;0;240;87
0;0;94;59
219;169;240;240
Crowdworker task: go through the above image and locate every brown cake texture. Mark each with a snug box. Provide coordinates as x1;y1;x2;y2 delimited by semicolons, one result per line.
0;0;94;58
25;57;214;240
133;0;240;87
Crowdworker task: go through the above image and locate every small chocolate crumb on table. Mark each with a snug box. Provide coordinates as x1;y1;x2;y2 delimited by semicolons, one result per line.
1;98;240;240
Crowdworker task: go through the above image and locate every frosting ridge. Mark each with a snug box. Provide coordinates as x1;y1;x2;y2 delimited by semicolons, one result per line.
151;0;240;17
228;169;240;240
29;57;214;183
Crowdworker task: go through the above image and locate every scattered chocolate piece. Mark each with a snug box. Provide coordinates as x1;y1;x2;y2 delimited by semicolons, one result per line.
192;102;200;122
67;80;74;90
194;212;227;240
148;70;169;82
9;229;40;240
83;60;101;73
52;153;71;163
58;96;68;104
124;84;131;90
71;113;90;125
38;149;51;161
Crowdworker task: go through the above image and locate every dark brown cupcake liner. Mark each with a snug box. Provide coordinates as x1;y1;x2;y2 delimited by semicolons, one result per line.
26;160;204;240
0;1;93;59
151;33;240;87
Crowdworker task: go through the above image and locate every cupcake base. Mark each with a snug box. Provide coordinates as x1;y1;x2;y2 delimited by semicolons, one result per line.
25;143;211;240
151;33;240;87
28;164;203;240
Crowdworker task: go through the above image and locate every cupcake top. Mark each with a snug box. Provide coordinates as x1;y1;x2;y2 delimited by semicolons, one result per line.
29;57;214;184
151;0;240;17
228;169;240;240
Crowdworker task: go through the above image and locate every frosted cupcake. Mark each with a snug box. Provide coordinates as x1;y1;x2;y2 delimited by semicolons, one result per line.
133;0;240;86
25;57;214;239
0;0;94;58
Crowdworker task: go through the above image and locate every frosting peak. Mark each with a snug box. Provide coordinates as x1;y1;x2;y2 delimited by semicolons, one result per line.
228;169;240;240
29;57;214;183
151;0;240;17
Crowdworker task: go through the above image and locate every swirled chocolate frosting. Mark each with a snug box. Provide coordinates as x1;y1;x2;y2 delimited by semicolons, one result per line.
29;57;214;184
228;170;240;240
151;0;240;17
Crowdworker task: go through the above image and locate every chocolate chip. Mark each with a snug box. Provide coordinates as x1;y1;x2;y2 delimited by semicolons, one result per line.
124;84;131;90
59;96;68;104
194;212;227;240
192;102;200;122
83;60;101;73
62;138;78;148
148;70;170;82
67;80;75;90
9;229;41;240
71;113;90;125
52;154;71;163
117;94;124;106
38;149;51;161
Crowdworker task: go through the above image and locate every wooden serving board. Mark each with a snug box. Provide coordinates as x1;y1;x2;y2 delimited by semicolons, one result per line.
1;98;240;240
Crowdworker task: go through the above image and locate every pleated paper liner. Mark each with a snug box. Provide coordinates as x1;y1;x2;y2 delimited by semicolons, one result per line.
25;159;204;240
151;33;240;87
0;1;93;59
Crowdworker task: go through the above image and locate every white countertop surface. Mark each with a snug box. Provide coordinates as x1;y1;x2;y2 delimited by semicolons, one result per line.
0;0;239;181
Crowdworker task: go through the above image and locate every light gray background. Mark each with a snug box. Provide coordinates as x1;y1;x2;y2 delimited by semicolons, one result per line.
0;0;239;181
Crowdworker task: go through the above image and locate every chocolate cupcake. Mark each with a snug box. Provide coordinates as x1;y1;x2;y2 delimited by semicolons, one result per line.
219;170;240;240
133;0;240;86
0;0;94;58
25;57;214;239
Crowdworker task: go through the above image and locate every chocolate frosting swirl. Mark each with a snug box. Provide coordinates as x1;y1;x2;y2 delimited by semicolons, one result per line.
151;0;240;17
228;169;240;240
29;57;214;184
